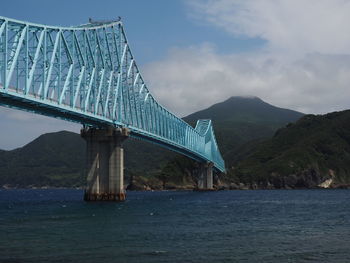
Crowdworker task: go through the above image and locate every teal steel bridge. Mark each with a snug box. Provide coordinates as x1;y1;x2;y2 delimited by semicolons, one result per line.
0;16;225;173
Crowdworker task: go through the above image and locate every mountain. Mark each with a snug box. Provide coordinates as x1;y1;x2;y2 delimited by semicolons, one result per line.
0;96;304;188
0;131;177;188
185;96;302;124
184;96;304;161
0;131;85;187
227;110;350;189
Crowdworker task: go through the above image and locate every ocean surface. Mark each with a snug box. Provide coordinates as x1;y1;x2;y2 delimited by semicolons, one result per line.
1;189;350;263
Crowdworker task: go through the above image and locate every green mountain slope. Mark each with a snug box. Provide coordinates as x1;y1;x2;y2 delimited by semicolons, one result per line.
184;96;304;162
0;96;304;188
152;97;304;189
228;110;350;189
0;131;85;187
0;131;177;187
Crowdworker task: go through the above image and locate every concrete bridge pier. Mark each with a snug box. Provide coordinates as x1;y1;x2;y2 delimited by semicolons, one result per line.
81;127;129;201
196;162;214;190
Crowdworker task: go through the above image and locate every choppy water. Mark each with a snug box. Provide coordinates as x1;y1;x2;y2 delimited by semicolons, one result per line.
1;189;350;263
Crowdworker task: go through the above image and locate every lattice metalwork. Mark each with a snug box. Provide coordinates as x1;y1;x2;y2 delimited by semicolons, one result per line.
0;16;225;172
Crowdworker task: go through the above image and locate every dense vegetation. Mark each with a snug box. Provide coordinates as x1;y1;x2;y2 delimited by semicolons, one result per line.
0;131;85;187
227;111;350;189
0;96;306;189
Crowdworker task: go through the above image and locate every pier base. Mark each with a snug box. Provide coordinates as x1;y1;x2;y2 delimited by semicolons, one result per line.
196;162;214;190
81;127;129;201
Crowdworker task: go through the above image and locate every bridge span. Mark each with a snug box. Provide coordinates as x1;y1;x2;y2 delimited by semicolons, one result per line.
0;16;225;200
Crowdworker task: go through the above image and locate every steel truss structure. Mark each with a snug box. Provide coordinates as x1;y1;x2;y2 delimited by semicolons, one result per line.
0;16;225;172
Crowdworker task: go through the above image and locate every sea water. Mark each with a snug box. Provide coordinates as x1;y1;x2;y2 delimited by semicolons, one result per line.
1;189;350;262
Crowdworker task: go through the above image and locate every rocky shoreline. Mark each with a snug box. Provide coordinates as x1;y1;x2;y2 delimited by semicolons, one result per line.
3;182;349;190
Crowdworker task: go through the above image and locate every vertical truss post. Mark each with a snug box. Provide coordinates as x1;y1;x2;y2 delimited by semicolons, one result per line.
6;26;27;89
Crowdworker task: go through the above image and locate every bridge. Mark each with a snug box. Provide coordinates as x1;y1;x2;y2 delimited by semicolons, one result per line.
0;16;225;201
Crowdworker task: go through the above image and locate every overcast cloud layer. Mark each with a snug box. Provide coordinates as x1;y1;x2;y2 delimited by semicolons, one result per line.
144;0;350;116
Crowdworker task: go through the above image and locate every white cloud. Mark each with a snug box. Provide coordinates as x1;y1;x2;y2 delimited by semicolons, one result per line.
187;0;350;55
141;0;350;116
143;45;350;116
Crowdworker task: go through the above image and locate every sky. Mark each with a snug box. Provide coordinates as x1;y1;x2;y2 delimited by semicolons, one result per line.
1;0;350;149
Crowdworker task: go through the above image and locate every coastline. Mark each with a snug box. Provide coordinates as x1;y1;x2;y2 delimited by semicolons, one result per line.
2;184;350;190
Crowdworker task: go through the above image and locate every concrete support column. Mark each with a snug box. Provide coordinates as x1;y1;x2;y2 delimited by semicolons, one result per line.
84;131;100;195
196;162;214;190
81;127;129;201
99;140;110;195
109;136;126;201
197;164;205;189
205;162;214;189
